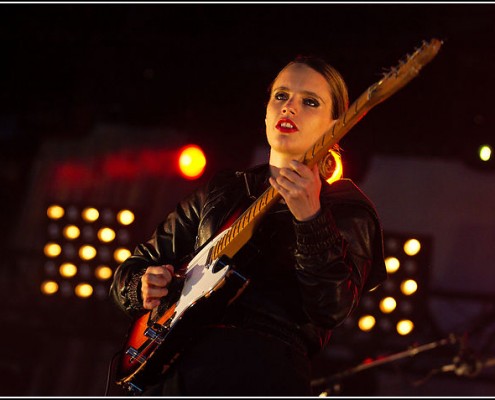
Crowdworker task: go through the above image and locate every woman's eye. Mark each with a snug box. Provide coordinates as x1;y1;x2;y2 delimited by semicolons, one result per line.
274;92;288;101
304;98;320;107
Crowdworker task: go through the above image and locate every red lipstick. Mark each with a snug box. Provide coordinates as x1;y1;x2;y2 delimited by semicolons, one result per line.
276;118;298;133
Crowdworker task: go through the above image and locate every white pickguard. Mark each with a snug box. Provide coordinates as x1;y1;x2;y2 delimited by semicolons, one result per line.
169;228;231;326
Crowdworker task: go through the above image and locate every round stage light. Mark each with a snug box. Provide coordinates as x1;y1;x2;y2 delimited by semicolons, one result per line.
178;145;206;179
358;315;376;331
59;262;78;278
82;207;99;222
95;265;113;280
75;283;93;298
385;256;400;273
47;205;65;220
404;238;421;256
44;242;62;258
79;245;97;260
97;227;116;243
41;280;59;295
400;279;418;295
114;247;131;263
479;145;492;162
379;297;397;314
117;209;135;225
396;319;414;336
63;225;80;240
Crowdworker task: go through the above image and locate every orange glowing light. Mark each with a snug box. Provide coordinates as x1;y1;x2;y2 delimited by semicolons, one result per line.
326;149;344;184
117;209;135;225
358;315;376;331
41;280;59;295
47;205;65;220
178;145;206;179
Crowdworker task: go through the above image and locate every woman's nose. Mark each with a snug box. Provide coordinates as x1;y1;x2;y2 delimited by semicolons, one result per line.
282;101;296;115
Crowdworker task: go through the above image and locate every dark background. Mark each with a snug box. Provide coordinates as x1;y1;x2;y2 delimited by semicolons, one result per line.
1;2;494;396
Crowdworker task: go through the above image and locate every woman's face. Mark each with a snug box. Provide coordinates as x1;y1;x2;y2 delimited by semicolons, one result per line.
265;63;335;166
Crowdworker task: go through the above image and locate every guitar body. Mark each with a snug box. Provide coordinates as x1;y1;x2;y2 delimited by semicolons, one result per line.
115;228;250;394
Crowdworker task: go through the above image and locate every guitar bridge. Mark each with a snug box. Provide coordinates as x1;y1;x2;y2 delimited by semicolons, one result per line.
123;381;144;395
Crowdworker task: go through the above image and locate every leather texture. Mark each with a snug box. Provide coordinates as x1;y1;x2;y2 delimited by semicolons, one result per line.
110;163;387;354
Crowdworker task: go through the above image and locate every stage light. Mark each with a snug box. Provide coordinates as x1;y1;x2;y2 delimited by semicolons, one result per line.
358;315;376;331
400;279;418;295
97;227;116;243
82;207;99;222
403;238;421;256
75;283;93;298
178;144;206;179
59;262;77;278
117;209;135;225
479;144;492;162
95;265;113;280
379;297;397;313
63;225;80;240
329;232;432;349
44;242;62;258
79;245;97;260
464;141;495;171
47;205;65;220
396;319;414;335
41;280;59;295
41;203;141;301
385;256;400;273
114;248;131;263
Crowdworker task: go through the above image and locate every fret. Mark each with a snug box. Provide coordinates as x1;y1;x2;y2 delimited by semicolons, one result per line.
244;207;253;225
260;193;267;207
240;211;249;229
232;220;241;236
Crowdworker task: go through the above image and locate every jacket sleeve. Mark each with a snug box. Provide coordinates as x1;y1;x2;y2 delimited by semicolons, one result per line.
293;202;378;329
109;186;207;317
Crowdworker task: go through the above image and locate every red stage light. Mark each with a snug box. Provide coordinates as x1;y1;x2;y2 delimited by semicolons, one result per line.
178;145;206;179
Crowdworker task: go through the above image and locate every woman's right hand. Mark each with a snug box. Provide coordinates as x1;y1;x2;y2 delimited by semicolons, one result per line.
141;264;175;309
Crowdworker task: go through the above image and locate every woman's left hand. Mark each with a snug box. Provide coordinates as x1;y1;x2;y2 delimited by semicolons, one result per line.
269;160;322;221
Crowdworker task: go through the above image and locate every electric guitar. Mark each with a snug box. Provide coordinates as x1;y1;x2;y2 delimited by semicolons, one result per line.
115;38;443;394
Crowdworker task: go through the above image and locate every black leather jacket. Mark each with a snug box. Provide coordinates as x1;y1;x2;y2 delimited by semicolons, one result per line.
110;164;387;355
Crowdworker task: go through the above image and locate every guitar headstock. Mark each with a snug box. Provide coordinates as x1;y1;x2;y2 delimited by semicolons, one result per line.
367;38;443;106
303;38;443;169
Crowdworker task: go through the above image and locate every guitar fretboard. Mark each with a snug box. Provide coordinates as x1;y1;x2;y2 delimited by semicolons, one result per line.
209;185;280;261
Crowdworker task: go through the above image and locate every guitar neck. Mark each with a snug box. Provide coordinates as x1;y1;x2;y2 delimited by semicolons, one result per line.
302;85;377;169
209;184;280;261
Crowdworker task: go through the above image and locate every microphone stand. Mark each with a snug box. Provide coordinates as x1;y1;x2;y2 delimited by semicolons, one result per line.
419;332;495;382
311;333;459;395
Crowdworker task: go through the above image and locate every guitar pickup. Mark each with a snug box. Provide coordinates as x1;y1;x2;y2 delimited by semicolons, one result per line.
144;327;159;339
144;323;168;343
144;327;165;344
125;346;147;364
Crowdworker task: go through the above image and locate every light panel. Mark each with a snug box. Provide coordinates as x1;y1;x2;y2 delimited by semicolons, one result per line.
330;231;432;350
42;203;139;300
